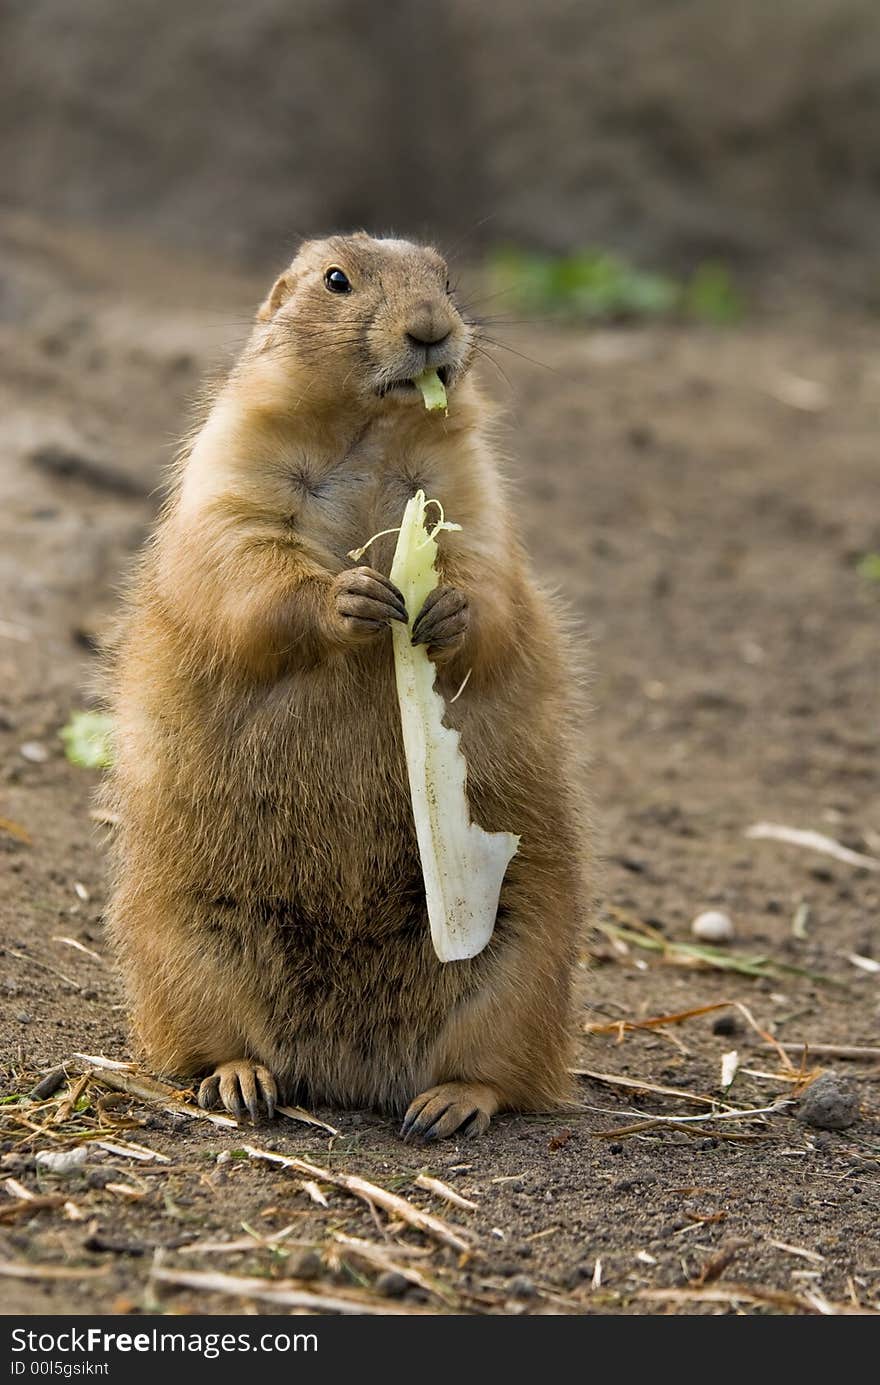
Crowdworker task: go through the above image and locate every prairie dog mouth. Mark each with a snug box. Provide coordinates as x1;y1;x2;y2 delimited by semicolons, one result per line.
376;364;451;399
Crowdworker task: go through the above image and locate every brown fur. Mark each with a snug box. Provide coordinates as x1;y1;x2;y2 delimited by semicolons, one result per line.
104;233;590;1138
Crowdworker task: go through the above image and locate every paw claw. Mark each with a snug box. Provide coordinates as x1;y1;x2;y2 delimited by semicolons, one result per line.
197;1073;220;1110
401;1082;496;1143
200;1061;279;1123
411;586;469;652
332;567;408;643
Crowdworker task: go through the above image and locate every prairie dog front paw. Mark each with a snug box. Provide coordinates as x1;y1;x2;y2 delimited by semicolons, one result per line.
329;567;407;645
411;585;469;659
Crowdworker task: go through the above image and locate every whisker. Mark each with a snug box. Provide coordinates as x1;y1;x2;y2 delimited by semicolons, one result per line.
477;335;558;373
455;283;520;313
474;345;514;393
442;213;499;265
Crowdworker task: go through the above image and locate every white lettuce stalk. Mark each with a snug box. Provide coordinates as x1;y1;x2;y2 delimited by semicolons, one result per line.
382;490;519;962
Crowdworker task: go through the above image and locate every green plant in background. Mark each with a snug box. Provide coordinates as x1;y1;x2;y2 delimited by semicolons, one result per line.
681;262;743;324
856;553;880;583
487;247;743;325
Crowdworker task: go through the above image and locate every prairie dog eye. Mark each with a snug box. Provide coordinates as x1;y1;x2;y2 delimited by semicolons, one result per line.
324;267;351;294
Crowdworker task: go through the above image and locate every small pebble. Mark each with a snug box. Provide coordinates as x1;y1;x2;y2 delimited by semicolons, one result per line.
20;741;49;763
86;1168;114;1189
29;1068;67;1101
798;1074;859;1131
289;1249;323;1282
508;1275;537;1300
711;1013;742;1036
36;1145;89;1175
375;1270;409;1298
812;1131;835;1151
691;910;735;942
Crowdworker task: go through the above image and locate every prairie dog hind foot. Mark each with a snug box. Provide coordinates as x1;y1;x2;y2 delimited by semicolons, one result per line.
401;1081;498;1142
198;1060;279;1123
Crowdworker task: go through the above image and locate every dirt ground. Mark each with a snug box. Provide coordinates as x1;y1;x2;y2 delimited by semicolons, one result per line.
1;213;878;1317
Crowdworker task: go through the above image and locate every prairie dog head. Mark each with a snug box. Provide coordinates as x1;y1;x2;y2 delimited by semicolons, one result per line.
254;233;474;409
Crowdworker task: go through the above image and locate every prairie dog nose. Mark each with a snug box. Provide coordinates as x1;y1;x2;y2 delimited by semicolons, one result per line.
405;301;452;348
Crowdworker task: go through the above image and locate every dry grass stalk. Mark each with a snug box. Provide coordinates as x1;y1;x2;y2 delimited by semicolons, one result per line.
243;1145;473;1254
8;949;77;987
414;1173;478;1211
0;1260;109;1281
52;936;104;964
584;1000;732;1038
767;1239;824;1264
52;1073;91;1125
4;1178;34;1200
592;1091;793;1140
177;1226;302;1256
72;1053;132;1072
732;1002;795;1074
275;1104;339;1135
74;1062;237;1129
771;1042;880;1062
572;1067;728;1109
640;1282;879;1315
331;1233;448;1299
745;823;880;872
151;1264;435;1314
0;1194;67;1224
598;1096;792;1138
105;1182;147;1201
96;1138;170;1163
0;816;32;845
720;1050;739;1090
300;1180;329;1207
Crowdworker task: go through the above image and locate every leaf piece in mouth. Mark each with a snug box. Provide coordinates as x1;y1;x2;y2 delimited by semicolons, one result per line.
413;368;448;412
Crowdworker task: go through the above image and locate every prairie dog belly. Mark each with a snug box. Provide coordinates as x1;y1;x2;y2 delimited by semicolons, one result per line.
133;654;492;1110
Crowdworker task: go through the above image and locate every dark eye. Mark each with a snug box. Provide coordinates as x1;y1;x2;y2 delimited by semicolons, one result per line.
324;267;351;294
445;277;452;295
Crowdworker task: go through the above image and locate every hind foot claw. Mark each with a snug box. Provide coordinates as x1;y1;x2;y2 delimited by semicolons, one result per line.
198;1060;278;1123
401;1082;498;1142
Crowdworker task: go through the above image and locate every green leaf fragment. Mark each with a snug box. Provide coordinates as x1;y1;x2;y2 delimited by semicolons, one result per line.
414;368;448;412
59;711;114;769
857;553;880;583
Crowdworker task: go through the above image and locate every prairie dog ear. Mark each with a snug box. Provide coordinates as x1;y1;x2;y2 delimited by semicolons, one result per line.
257;271;294;322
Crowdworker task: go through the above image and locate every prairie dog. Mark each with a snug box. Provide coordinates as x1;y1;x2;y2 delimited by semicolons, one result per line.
105;233;589;1140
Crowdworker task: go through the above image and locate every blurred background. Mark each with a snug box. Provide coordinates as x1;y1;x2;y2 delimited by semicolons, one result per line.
2;2;880;1314
3;0;880;281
